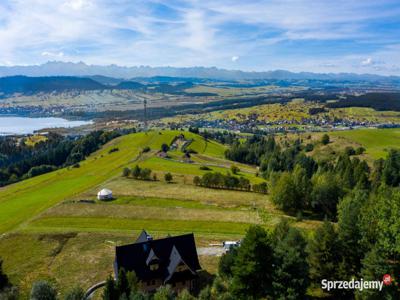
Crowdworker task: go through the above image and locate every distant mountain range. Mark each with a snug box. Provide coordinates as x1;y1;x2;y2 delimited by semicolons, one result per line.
0;76;217;97
0;61;399;82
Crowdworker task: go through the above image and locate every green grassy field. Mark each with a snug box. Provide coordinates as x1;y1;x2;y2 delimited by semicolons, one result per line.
0;129;279;297
0;131;162;233
330;128;400;159
284;128;400;162
0;130;236;233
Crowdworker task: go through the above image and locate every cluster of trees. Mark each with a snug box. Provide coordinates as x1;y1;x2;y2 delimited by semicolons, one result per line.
123;165;154;181
193;172;267;194
215;198;400;299
226;134;377;218
0;130;122;186
270;147;400;219
225;135;277;166
188;127;237;145
27;280;84;300
123;166;174;183
215;222;309;299
193;172;250;191
306;186;400;299
226;134;319;179
252;182;268;194
103;269;139;300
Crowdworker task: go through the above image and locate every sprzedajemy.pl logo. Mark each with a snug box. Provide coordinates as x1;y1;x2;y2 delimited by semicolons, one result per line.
321;274;393;292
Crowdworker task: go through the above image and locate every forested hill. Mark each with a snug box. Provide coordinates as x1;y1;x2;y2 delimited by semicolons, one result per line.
0;76;217;98
0;76;107;96
326;92;400;111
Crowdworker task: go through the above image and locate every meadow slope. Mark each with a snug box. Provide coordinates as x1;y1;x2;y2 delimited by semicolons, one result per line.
0;130;229;234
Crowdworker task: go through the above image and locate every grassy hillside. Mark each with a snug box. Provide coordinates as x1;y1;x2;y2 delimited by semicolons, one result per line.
282;128;400;163
0;130;239;234
0;130;292;297
0;132;157;233
330;128;400;159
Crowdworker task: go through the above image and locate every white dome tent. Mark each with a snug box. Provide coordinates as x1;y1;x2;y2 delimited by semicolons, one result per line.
97;188;113;200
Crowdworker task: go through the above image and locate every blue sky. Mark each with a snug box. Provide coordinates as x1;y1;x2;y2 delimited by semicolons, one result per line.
0;0;399;75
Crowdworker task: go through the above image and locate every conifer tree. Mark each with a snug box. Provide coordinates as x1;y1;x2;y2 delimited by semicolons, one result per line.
307;220;340;283
272;228;309;300
230;225;274;299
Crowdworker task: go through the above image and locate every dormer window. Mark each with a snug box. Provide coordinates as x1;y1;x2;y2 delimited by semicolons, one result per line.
146;248;160;271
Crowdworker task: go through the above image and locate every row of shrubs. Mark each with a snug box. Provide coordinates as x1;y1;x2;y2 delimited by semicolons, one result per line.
123;165;153;181
193;172;268;193
122;165;173;183
123;166;267;193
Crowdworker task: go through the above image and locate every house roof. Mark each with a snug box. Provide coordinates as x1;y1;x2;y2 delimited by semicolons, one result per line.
97;188;112;196
115;232;201;283
164;245;196;282
135;229;152;243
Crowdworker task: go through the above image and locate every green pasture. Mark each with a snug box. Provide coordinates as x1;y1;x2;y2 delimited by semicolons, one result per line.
0;130;230;233
25;217;251;236
79;177;272;209
0;132;151;233
330;128;400;159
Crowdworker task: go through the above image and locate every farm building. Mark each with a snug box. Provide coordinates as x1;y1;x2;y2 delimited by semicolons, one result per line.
97;188;113;200
114;230;201;293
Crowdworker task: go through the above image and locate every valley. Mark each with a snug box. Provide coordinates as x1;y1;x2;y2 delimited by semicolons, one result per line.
1;73;400;299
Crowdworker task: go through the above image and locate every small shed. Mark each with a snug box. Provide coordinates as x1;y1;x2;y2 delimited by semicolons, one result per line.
97;188;113;200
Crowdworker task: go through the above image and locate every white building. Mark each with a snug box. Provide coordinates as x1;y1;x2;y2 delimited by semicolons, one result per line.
223;241;240;250
97;188;113;200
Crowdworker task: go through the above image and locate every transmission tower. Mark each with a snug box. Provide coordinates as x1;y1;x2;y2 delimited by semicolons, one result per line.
143;98;148;130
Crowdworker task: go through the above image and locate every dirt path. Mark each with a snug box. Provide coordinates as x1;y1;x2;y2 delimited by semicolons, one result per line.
197;247;226;257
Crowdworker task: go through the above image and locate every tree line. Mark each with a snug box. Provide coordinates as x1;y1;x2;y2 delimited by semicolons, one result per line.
193;172;268;194
188;127;237;145
123;165;174;183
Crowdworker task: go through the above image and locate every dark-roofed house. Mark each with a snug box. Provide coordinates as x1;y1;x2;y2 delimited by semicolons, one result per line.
114;230;201;293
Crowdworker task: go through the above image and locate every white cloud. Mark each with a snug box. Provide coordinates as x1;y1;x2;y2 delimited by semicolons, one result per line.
0;0;398;75
361;57;373;66
178;9;216;53
41;51;65;58
63;0;92;11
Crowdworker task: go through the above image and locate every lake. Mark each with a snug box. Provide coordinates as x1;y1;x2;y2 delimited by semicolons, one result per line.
0;116;92;135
